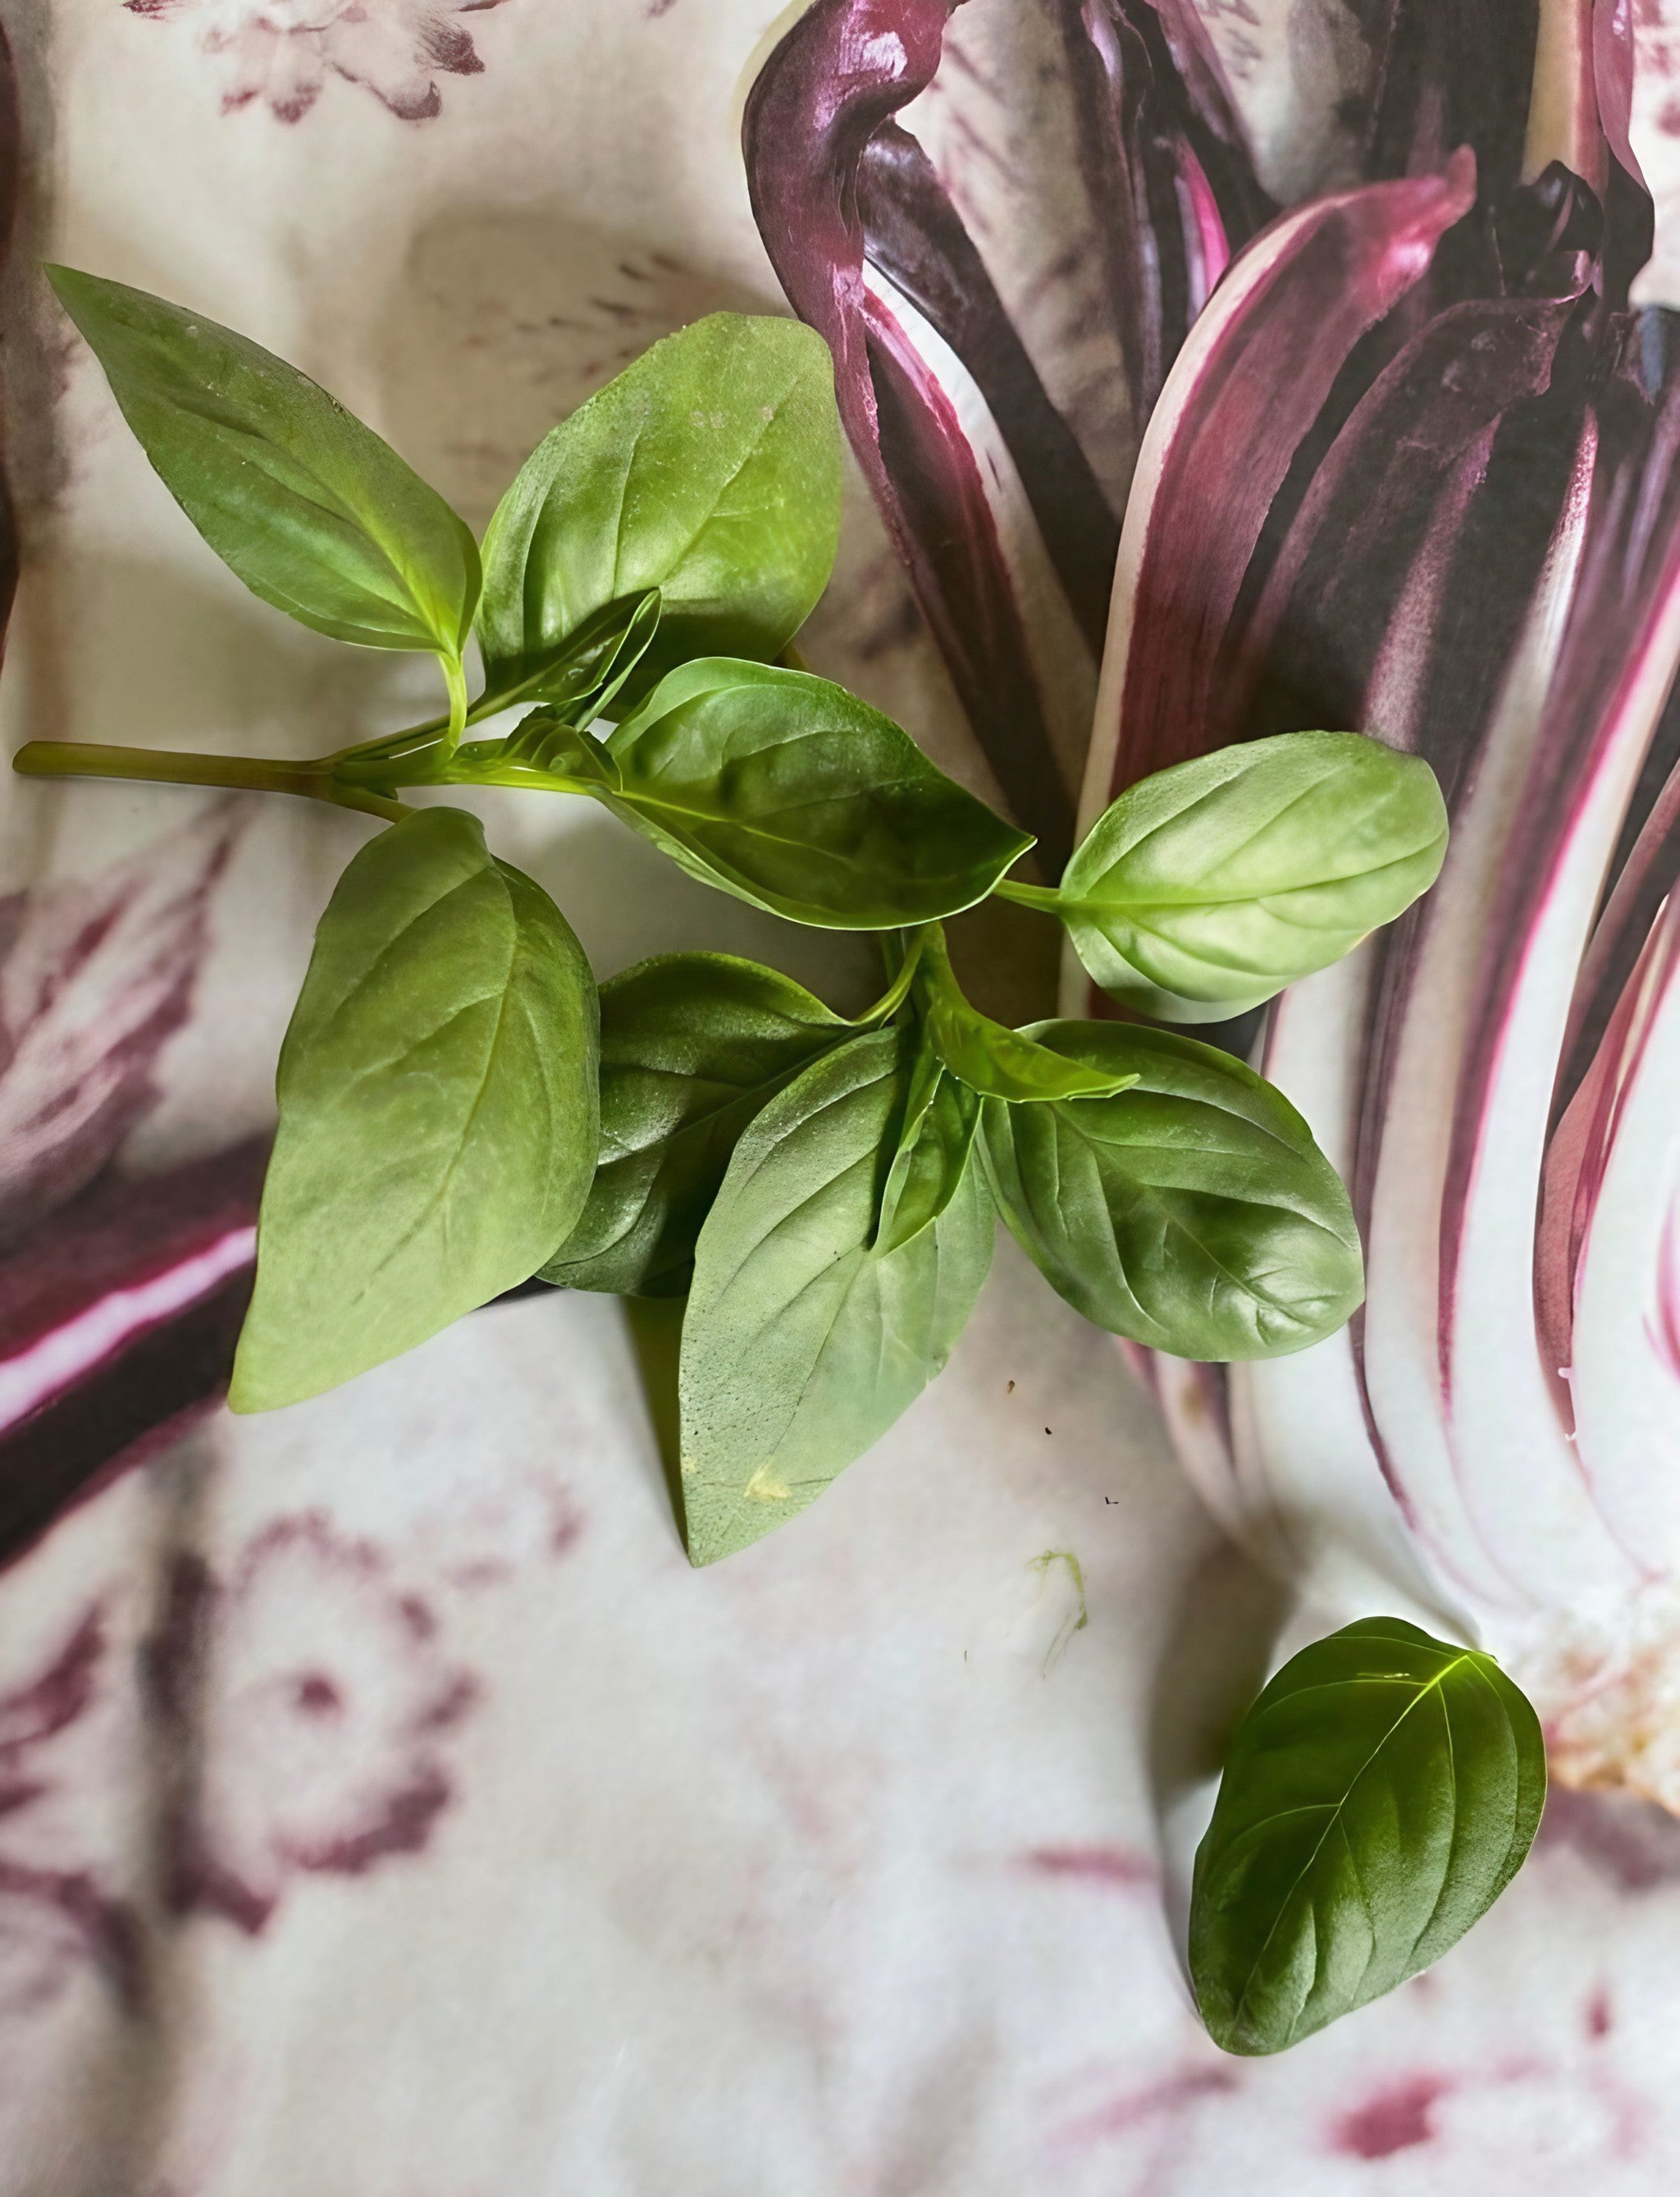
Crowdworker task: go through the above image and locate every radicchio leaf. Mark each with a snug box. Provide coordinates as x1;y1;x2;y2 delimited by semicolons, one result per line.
1079;155;1478;834
1045;0;1272;423
745;0;1084;862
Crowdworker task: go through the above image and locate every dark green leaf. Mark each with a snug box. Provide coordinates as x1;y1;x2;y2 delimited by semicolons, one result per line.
1058;732;1449;1021
680;1026;994;1564
48;265;479;662
230;808;598;1410
1191;1618;1545;2056
541;952;853;1298
601;660;1033;929
979;1021;1363;1359
916;924;1139;1101
478;314;842;702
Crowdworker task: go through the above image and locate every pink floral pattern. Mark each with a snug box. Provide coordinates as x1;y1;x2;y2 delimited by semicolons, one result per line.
123;0;512;124
154;1514;480;1932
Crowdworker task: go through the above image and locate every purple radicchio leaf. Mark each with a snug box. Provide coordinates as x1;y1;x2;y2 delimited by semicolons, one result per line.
855;121;1121;652
1077;154;1479;839
746;0;1112;864
1594;0;1643;191
0;801;245;1245
1044;0;1273;425
1563;894;1680;1567
1358;0;1541;199
0;1140;265;1571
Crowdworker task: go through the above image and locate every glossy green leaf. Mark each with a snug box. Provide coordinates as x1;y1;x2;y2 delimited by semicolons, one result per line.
601;660;1033;929
541;952;854;1298
495;586;664;717
873;1042;981;1254
231;808;598;1411
1058;732;1449;1021
979;1021;1363;1359
680;1027;994;1564
915;924;1139;1101
479;313;842;702
48;265;479;662
1191;1618;1545;2056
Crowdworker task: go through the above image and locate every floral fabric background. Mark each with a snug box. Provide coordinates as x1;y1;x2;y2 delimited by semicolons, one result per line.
5;2;1680;2191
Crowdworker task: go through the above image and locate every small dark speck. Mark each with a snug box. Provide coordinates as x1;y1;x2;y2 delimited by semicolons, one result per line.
1044;1427;1052;1436
1006;1379;1015;1393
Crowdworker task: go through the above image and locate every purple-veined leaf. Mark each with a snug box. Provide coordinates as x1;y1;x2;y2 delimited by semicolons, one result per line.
1428;352;1680;1591
1227;952;1457;1624
1566;894;1680;1563
1078;154;1478;855
1045;0;1272;423
1594;0;1643;190
0;802;245;1245
1359;0;1540;194
746;0;1096;863
856;120;1121;652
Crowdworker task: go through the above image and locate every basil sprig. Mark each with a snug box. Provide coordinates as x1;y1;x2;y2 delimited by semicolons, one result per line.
16;265;1538;2067
1191;1619;1545;2055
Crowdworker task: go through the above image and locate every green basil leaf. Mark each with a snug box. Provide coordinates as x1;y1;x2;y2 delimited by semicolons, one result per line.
1059;732;1449;1021
491;714;623;792
601;660;1033;929
230;808;599;1411
541;952;853;1298
680;1026;994;1564
873;1042;980;1254
1191;1618;1545;2057
48;265;479;662
916;925;1139;1102
479;314;842;703
497;587;663;717
979;1021;1363;1359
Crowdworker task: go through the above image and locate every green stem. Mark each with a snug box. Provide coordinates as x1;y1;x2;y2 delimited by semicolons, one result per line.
11;739;409;823
994;878;1064;914
441;652;470;756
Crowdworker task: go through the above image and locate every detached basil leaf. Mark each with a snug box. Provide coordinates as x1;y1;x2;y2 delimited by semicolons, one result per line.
230;808;598;1411
48;266;479;661
479;313;842;702
979;1021;1363;1359
873;1043;980;1254
541;952;853;1297
916;925;1138;1101
1059;732;1449;1021
602;660;1033;928
680;1027;994;1565
1191;1619;1545;2057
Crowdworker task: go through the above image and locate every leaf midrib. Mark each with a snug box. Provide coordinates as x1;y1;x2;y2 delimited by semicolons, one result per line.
1223;1651;1473;2043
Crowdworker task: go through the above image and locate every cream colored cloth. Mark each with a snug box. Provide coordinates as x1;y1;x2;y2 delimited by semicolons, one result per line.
3;4;1680;2192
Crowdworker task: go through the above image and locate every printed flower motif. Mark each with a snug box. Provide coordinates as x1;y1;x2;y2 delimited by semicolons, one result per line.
123;0;511;125
158;1515;481;1930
